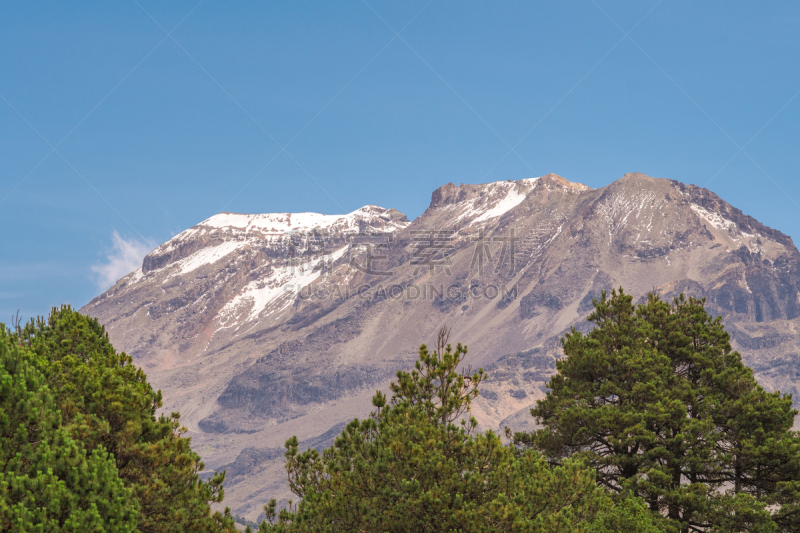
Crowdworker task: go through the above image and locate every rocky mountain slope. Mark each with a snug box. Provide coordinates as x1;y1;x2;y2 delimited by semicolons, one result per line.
82;172;800;520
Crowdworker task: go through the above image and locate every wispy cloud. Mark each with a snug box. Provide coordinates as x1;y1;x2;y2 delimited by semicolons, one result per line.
92;231;154;292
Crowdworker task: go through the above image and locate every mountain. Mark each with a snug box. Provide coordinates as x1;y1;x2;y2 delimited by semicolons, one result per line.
82;172;800;520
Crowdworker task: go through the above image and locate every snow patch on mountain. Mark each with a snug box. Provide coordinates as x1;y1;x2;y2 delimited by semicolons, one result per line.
201;206;407;236
690;204;738;233
146;205;407;274
449;178;539;225
175;240;246;275
204;212;349;233
217;245;349;326
127;268;145;284
472;184;532;224
151;205;410;255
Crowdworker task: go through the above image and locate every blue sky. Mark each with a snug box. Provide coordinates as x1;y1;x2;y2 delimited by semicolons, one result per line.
1;1;799;322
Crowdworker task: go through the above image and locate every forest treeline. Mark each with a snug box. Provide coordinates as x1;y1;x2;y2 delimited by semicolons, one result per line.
2;290;799;532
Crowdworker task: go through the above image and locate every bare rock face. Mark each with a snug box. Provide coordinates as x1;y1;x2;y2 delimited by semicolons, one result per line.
82;173;800;520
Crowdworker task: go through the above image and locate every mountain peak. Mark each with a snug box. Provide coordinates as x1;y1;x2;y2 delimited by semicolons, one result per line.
538;173;591;191
424;175;589;227
139;205;407;276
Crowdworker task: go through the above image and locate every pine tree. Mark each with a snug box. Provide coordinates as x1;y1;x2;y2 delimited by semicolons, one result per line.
0;328;138;532
260;328;662;532
7;306;238;533
520;289;800;532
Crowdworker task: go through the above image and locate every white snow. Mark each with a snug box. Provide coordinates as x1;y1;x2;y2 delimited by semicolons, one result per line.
203;212;344;233
451;176;585;226
174;240;245;275
199;205;406;236
690;204;737;233
128;267;144;284
218;245;349;325
449;178;539;225
472;186;530;224
145;205;407;275
595;190;665;246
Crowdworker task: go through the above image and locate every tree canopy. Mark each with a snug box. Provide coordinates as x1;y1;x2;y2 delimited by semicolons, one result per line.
5;293;799;532
259;328;663;533
0;331;137;532
1;306;238;533
519;289;800;533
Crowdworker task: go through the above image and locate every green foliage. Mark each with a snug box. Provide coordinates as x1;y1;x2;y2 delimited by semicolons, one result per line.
0;329;138;532
521;288;800;533
2;306;237;533
585;494;665;533
10;293;797;532
259;329;662;532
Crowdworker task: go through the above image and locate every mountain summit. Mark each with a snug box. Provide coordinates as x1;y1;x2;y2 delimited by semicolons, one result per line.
82;173;800;520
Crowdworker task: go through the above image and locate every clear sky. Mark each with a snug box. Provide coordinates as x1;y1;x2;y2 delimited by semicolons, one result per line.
2;1;799;323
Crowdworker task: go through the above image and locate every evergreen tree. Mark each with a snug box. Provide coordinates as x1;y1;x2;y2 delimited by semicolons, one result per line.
519;289;800;532
585;495;665;533
0;328;138;532
7;306;237;533
260;328;663;532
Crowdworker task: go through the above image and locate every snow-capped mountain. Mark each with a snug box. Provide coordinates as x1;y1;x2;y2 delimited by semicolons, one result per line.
83;173;800;520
